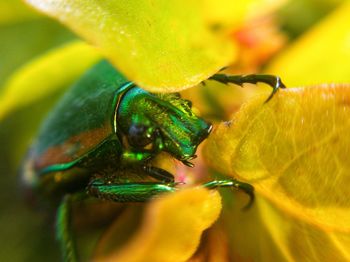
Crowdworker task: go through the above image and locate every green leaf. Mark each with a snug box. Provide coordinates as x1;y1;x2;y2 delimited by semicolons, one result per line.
25;0;279;91
0;18;75;88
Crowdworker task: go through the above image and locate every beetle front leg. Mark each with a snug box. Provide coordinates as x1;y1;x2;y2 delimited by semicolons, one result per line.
209;73;286;102
56;195;78;262
87;178;177;202
202;179;254;210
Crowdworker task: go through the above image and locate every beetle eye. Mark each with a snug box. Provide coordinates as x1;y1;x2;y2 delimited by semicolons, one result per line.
128;124;154;148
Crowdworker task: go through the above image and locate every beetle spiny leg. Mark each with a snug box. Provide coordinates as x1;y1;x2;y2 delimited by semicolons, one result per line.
202;179;254;210
208;73;286;103
264;75;286;103
87;178;177;202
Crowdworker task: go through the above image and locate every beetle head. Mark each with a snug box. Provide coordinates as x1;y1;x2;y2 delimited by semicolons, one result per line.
117;88;211;165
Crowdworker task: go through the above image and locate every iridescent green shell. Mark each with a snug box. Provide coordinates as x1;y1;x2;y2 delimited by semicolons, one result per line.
33;61;127;169
23;61;128;196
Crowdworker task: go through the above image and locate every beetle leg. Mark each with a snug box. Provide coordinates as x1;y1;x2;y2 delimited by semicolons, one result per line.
142;165;175;182
202;179;254;210
208;73;286;102
87;178;177;202
56;194;78;262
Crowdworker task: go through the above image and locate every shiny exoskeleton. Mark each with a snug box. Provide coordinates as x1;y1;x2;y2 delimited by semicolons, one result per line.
22;61;285;261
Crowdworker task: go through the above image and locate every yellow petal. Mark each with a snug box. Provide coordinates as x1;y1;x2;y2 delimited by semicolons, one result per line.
223;195;350;261
25;0;281;91
204;85;350;260
95;188;222;262
187;224;230;262
0;41;101;121
266;1;350;86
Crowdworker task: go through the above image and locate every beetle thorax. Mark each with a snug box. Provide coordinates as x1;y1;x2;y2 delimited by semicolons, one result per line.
116;87;211;162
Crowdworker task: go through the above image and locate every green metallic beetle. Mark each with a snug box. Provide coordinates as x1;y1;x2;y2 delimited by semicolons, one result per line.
22;60;285;261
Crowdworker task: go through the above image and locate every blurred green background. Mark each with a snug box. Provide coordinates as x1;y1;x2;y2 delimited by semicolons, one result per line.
0;2;76;260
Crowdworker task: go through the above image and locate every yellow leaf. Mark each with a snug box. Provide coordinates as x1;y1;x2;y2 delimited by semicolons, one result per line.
25;0;282;91
95;188;222;262
0;41;101;121
203;85;350;260
266;1;350;86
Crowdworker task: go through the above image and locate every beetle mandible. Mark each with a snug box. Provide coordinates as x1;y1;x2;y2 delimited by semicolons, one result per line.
21;60;285;261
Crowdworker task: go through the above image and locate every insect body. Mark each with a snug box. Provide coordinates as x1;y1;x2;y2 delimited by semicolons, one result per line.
22;60;284;261
23;61;211;201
